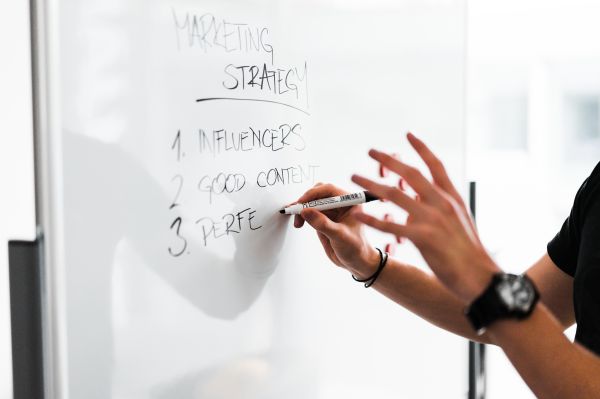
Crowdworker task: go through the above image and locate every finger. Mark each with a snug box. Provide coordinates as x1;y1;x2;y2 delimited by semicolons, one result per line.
368;149;444;204
354;211;411;239
292;183;328;228
406;132;464;205
301;209;342;239
406;133;478;235
285;183;324;208
316;232;339;264
317;231;330;250
294;184;352;228
351;174;425;218
296;183;344;204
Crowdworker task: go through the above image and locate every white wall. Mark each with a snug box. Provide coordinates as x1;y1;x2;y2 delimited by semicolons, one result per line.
0;1;37;398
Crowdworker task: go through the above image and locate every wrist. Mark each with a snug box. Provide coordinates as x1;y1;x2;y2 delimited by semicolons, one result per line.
349;246;381;280
461;256;501;303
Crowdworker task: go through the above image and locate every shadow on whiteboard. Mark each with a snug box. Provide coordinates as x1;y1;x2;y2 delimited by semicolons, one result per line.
64;132;289;397
152;356;271;399
165;202;290;319
65;131;288;316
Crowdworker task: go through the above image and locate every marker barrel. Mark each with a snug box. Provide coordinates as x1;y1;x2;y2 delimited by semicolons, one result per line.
284;192;369;215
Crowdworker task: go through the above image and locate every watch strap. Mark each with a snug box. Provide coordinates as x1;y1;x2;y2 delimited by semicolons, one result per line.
465;276;506;332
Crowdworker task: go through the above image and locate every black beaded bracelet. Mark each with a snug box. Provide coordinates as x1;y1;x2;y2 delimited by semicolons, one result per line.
352;248;389;288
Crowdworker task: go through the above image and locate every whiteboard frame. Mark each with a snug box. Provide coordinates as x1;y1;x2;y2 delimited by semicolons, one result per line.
30;0;69;396
28;1;473;398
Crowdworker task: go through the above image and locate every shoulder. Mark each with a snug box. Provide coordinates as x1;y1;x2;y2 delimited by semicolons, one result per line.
546;161;600;276
586;161;600;186
578;161;600;216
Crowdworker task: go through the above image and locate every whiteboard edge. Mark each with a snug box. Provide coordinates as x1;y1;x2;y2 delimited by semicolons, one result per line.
30;0;69;396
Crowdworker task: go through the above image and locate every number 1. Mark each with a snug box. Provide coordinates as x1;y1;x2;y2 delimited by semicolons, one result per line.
171;130;182;161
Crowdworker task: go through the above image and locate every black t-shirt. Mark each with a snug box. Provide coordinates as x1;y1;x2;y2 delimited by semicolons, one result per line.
548;162;600;356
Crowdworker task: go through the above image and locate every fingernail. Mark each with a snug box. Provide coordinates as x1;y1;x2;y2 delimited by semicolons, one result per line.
385;243;396;255
398;178;406;191
379;164;388;178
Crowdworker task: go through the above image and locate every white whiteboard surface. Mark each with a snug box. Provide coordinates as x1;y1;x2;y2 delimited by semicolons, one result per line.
36;0;467;398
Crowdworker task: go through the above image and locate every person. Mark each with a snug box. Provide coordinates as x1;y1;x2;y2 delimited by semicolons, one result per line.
293;132;600;398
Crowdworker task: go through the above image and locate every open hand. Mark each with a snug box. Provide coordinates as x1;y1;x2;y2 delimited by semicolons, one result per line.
351;133;500;302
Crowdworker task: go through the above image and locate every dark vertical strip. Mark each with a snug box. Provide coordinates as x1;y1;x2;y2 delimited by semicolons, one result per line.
468;181;486;399
8;240;45;399
469;181;476;221
29;0;43;225
26;0;47;394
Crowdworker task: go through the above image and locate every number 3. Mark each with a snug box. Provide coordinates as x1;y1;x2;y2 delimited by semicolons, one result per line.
168;217;187;257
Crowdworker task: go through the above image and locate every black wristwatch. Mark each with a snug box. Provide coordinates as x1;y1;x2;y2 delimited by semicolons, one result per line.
465;273;540;335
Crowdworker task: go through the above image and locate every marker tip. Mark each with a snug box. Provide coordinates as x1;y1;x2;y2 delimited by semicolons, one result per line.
279;209;285;214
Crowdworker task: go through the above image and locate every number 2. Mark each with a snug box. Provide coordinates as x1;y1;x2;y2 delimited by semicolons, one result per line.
170;175;184;209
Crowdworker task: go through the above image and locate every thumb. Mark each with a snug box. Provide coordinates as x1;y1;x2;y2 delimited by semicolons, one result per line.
301;209;341;239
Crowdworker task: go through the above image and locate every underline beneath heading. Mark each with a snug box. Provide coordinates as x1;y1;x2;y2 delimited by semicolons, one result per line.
195;97;311;116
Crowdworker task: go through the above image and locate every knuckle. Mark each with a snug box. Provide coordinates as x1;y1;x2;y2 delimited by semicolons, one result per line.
412;226;429;242
422;226;436;238
390;189;407;205
381;220;395;233
382;152;395;163
428;212;442;225
391;224;404;236
441;199;454;214
404;166;419;179
383;185;397;198
314;220;327;231
431;157;445;172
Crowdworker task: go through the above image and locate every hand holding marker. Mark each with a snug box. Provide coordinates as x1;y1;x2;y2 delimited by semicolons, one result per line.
279;191;380;215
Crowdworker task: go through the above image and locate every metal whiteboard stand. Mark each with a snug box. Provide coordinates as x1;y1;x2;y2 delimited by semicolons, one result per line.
8;240;45;399
468;181;486;399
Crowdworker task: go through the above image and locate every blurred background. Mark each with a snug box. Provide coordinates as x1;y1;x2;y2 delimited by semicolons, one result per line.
468;2;600;396
1;0;600;397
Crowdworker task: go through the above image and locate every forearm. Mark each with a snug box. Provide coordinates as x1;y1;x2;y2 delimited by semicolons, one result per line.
367;258;491;343
488;304;600;399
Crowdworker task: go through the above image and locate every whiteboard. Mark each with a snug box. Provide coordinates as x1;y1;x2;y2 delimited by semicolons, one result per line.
35;0;467;398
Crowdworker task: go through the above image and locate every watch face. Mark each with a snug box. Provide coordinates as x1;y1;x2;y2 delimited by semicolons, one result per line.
495;274;536;312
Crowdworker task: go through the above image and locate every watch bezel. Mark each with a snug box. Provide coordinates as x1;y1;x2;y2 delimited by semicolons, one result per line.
466;273;540;334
